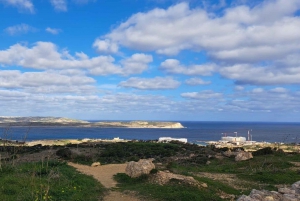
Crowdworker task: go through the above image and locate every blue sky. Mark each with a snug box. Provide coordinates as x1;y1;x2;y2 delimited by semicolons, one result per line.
1;0;300;121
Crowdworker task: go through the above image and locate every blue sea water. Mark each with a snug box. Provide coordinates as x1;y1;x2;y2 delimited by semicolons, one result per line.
1;121;300;144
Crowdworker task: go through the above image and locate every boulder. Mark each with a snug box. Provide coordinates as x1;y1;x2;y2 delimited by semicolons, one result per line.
235;151;253;161
150;170;206;188
91;162;101;167
237;180;300;201
125;158;155;178
292;181;300;194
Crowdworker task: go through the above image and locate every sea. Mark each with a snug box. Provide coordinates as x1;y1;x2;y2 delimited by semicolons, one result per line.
1;121;300;144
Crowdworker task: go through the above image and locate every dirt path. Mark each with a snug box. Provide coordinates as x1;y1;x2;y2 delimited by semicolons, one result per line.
68;162;141;201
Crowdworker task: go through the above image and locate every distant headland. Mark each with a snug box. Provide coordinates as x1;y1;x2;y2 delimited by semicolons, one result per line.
0;116;184;129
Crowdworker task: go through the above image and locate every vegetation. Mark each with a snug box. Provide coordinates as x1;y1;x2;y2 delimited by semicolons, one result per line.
114;173;223;201
0;161;104;201
1;140;300;201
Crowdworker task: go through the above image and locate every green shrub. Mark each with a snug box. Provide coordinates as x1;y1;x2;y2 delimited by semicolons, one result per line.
253;147;273;156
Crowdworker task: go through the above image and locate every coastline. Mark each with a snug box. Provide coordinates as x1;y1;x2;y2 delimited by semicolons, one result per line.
11;138;298;153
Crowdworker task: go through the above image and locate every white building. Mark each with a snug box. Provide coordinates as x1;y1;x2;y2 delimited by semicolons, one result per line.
221;136;246;142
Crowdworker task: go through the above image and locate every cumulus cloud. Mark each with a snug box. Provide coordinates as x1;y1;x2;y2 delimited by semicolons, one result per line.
4;24;37;35
225;88;300;113
93;39;119;54
160;59;216;76
45;27;62;35
181;90;223;99
0;70;96;94
50;0;67;11
185;78;211;85
219;64;300;85
1;0;34;13
120;53;153;75
119;77;180;90
103;1;300;59
0;42;152;76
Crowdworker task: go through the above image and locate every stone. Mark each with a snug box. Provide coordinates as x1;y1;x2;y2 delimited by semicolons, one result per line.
278;188;295;195
235;151;253;161
282;194;298;201
223;150;234;157
206;161;211;165
150;170;206;188
125;158;155;178
292;181;300;194
240;181;300;201
236;195;256;201
91;162;101;167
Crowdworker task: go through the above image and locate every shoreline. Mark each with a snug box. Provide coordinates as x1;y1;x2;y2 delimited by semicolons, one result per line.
0;138;296;153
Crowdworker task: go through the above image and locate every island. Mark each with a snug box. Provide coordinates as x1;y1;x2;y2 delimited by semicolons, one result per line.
0;116;184;128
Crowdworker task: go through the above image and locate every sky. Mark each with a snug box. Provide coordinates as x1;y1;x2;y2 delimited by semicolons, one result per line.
0;0;300;122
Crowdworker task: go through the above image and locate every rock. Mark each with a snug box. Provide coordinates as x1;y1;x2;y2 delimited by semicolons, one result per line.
282;194;298;201
125;158;155;178
201;183;208;188
150;170;206;188
223;150;239;157
236;194;260;201
206;161;211;165
91;162;101;167
278;188;295;195
215;153;224;160
235;151;253;161
239;181;300;201
292;181;300;194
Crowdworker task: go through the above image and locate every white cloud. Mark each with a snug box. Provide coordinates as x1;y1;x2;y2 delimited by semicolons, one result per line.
0;42;152;76
235;86;244;91
0;70;96;94
160;59;216;76
181;90;223;99
93;39;119;54
4;24;37;35
220;64;300;85
225;88;300;113
50;0;67;11
119;77;180;90
102;1;300;62
45;27;62;35
1;0;34;13
270;87;288;93
120;53;153;75
185;78;211;85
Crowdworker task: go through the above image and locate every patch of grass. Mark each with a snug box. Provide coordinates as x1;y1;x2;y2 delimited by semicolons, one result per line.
114;173;223;201
98;142;180;164
195;176;241;195
0;160;105;201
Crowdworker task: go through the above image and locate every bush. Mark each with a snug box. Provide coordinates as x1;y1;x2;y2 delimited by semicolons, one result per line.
253;147;274;156
56;148;72;159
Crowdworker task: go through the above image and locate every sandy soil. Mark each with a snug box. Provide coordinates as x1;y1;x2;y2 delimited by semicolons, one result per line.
68;162;142;201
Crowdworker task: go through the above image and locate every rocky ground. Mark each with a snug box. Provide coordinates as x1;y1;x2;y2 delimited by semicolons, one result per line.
1;140;300;201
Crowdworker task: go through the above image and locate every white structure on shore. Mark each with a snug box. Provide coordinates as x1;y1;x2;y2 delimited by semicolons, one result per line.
220;136;246;143
158;137;187;143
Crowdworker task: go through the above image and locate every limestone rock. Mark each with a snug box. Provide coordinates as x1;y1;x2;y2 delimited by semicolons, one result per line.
223;150;235;157
237;180;300;201
235;151;253;161
292;181;300;194
91;162;101;167
150;170;206;188
125;158;155;178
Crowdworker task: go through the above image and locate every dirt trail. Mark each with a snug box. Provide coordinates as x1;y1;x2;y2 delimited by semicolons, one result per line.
68;162;141;201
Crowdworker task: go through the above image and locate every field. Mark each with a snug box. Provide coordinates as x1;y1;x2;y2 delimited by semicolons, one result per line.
1;141;300;200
